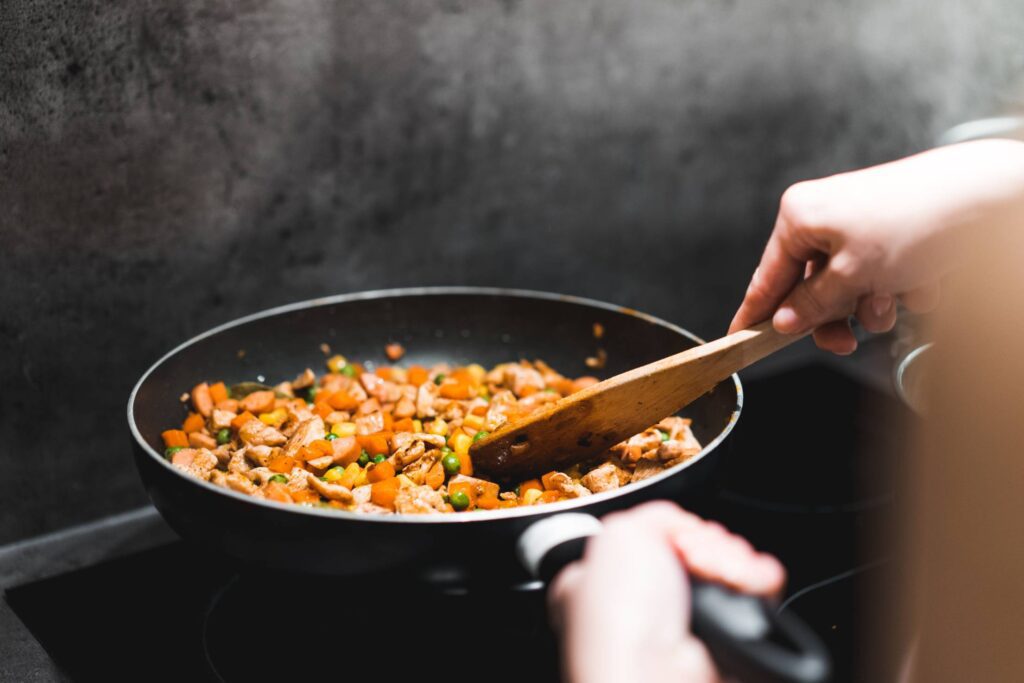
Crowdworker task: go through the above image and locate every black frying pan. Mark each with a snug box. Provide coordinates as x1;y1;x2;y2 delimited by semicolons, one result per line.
128;288;828;683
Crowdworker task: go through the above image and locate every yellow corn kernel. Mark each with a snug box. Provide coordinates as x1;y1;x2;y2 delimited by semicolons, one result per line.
331;422;358;437
523;488;543;505
338;462;361;489
326;354;348;373
259;408;288;427
397;474;415;489
426;418;448;437
353;468;369;488
324;466;345;483
450;432;472;456
465;364;486;384
412;419;423;433
463;413;485;431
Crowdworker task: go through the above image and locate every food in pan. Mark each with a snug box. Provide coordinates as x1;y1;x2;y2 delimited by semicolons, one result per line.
160;354;703;514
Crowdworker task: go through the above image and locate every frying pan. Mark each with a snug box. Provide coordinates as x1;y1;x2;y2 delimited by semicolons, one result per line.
128;287;828;683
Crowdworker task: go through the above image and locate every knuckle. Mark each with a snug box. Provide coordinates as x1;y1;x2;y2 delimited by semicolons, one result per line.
779;181;827;229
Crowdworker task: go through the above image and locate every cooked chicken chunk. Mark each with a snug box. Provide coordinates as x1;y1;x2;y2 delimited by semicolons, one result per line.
239;419;287;447
283;417;326;457
394;484;447;514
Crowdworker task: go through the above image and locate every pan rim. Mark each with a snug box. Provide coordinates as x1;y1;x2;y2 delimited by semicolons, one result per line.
128;287;744;524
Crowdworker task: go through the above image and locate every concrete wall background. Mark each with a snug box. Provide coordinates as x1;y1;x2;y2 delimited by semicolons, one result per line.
1;0;1022;544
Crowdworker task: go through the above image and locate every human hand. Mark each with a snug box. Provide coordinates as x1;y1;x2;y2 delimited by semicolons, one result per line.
548;502;786;683
729;139;1024;353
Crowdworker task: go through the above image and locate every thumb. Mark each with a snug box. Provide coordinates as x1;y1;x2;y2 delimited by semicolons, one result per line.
772;260;862;334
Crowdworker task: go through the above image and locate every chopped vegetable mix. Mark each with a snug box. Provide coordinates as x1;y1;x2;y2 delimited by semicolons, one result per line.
159;351;703;514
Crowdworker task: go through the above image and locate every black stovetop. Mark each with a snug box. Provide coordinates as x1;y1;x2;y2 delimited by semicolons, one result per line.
5;359;913;682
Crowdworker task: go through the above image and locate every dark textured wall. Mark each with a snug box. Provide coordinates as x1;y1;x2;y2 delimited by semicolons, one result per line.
2;0;1022;544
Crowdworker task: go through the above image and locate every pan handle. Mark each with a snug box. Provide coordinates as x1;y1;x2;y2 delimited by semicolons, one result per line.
518;513;831;683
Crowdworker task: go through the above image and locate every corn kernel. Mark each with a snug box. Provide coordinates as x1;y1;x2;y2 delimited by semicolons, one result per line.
353;468;369;488
326;354;348;373
338;462;361;489
259;408;287;427
426;418;448;437
412;419;423;433
396;474;415;489
523;488;543;505
331;422;358;437
324;466;345;483
463;413;484;431
450;432;472;456
465;364;486;384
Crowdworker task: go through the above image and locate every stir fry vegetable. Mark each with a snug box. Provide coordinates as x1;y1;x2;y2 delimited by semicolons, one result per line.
159;351;704;514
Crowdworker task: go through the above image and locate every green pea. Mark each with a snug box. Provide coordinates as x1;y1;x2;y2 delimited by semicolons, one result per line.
657;429;670;442
324;432;338;441
340;365;357;378
216;428;231;445
473;430;490;443
434;373;445;385
442;452;461;476
449;490;470;510
372;453;386;464
358;450;370;467
306;386;319;401
269;474;288;484
164;446;184;459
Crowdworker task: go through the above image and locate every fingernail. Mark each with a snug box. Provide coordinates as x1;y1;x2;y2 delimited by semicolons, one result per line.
871;295;893;318
773;307;801;334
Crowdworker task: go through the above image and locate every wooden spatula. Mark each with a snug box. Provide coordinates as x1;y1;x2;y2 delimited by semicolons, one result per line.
470;320;802;480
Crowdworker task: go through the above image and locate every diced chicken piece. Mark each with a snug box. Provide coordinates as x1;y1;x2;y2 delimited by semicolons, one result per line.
355;502;393;514
306;472;354;503
656;416;691;440
273;381;294;398
631;459;664;482
211;409;236;431
325;411;351;426
285;401;314;425
394;440;425;468
244;445;275;467
483;406;509;432
305;454;335;471
355;411;385;436
394;484;447;514
581;461;631;493
229;449;252;475
347;382;368;402
191;383;213;417
246;467;277;485
393;396;416;418
283;417;326;457
320;373;351;395
224;472;260;495
657;439;702;465
209;470;229;488
401;454;439;485
504;364;545;397
211;445;232;466
292;368;316;390
239;419;287;447
352;484;372;505
611;428;663;463
439;401;465;421
517;391;561;410
499;491;517;501
172;448;218;480
286;466;311;492
356;397;381;416
542;472;592;498
360;373;403;403
416;382;439;418
188;431;217;450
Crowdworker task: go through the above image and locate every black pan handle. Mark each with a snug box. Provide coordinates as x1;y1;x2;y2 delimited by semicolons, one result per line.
518;513;831;683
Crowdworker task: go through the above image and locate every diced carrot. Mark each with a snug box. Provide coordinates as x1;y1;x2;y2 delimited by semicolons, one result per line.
385;343;405;361
231;411;257;430
470;404;487;416
307;439;334;458
476;493;500;510
366;460;396;483
181;412;205;433
375;366;395;381
381;411;394;432
328;500;348;510
519;479;543;498
370;478;400;509
439;380;471;400
331;436;361;465
209;381;229;405
263;482;293;504
191;382;213;416
457;450;473;477
425;460;445;490
162;429;189;448
448;480;478;510
539;490;562;504
356;432;391;456
328;391;359;411
267;455;298;473
541;471;562;491
314;402;334;419
519;385;539;397
291;489;321;505
407;365;429;387
498;499;519;509
392;417;415;433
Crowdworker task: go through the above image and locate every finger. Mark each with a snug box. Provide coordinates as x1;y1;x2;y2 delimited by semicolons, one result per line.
670;520;787;599
854;294;897;333
548;562;584;634
899;281;941;313
669;637;722;683
772;258;861;334
812;318;858;355
729;218;814;333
